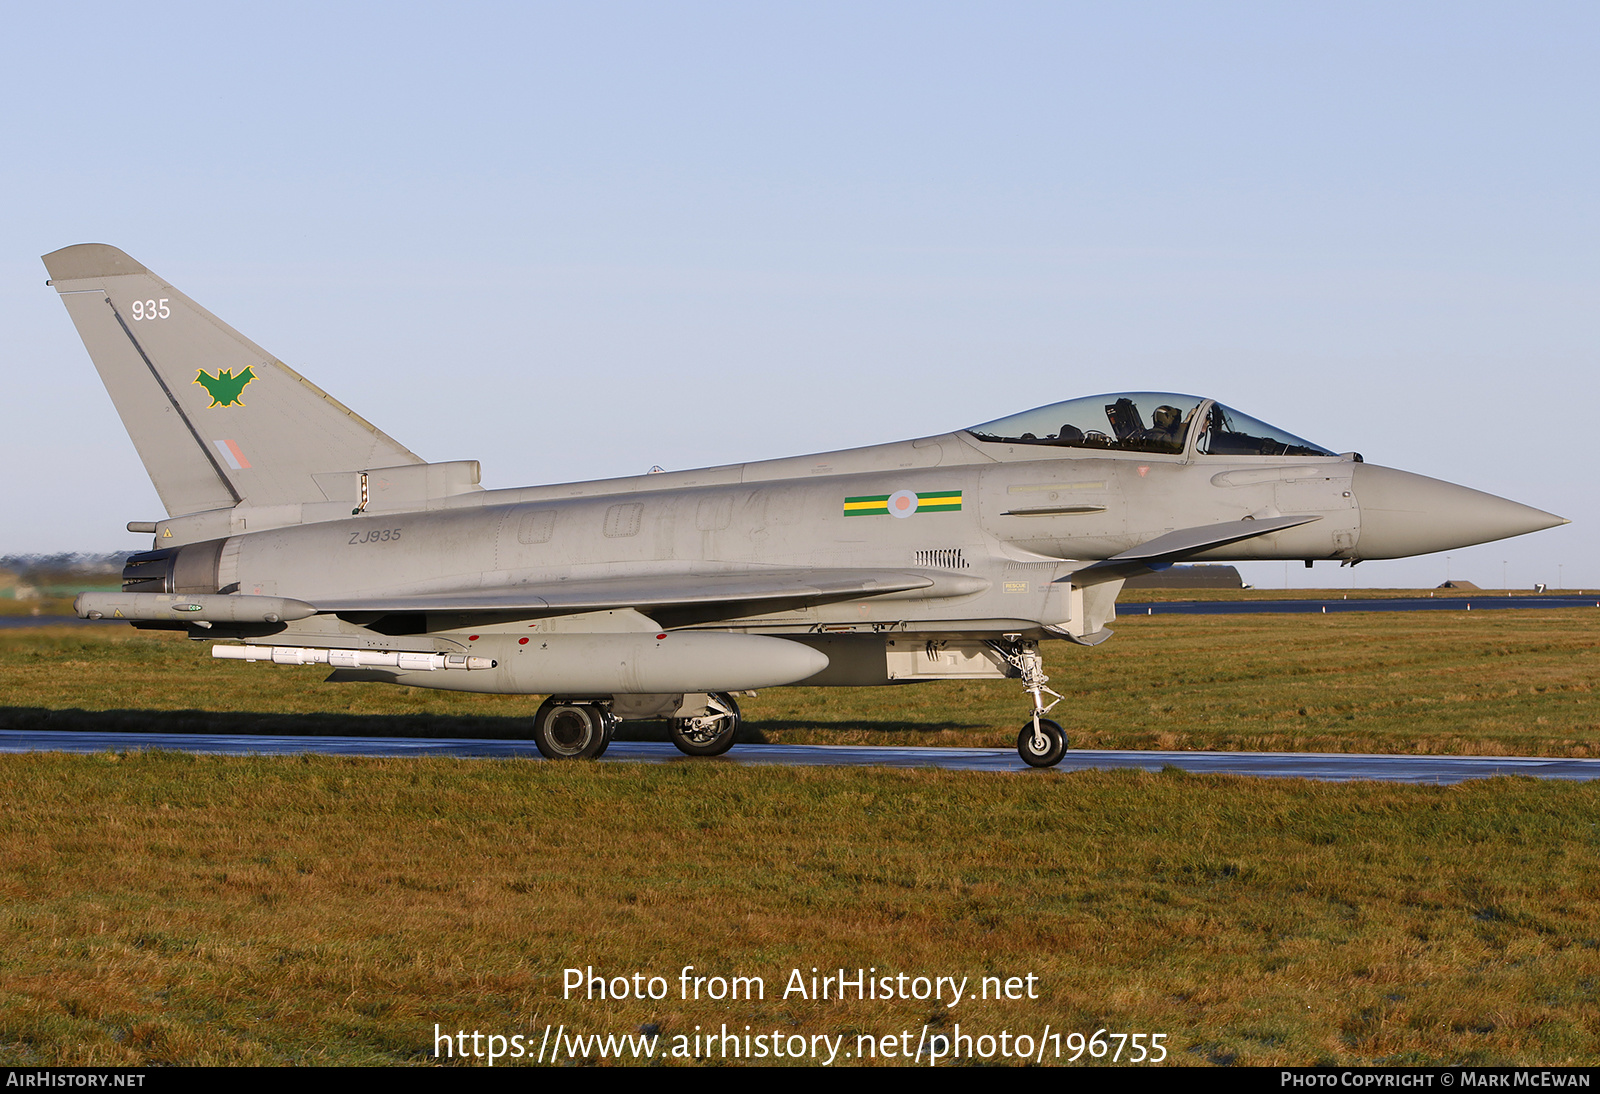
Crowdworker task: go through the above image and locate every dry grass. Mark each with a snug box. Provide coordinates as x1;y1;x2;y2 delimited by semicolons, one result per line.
754;609;1600;756
1;612;1596;1066
0;598;76;617
8;608;1594;756
0;753;1596;1065
1117;587;1591;603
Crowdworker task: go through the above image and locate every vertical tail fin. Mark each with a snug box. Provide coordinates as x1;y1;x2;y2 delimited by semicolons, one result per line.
43;244;424;517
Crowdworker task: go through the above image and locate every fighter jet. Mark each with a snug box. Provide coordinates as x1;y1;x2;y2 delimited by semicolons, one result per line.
45;244;1568;767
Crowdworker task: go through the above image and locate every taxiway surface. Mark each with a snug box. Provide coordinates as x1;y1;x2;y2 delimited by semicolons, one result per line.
2;729;1594;784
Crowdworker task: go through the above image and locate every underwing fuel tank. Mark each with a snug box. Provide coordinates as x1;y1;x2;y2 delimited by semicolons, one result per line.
312;632;830;696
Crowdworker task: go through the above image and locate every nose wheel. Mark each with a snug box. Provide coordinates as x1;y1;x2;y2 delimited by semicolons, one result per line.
1018;718;1068;768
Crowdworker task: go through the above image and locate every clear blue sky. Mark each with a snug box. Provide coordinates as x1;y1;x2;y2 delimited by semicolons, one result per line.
3;2;1593;588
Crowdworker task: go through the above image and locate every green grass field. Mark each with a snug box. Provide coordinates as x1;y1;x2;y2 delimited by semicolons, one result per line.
1;609;1597;1066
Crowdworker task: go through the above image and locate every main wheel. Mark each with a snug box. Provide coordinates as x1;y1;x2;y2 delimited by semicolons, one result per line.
593;707;618;758
1017;717;1067;768
532;699;609;760
669;692;741;757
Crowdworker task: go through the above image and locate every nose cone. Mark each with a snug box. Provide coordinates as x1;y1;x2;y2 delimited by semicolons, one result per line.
1353;463;1568;559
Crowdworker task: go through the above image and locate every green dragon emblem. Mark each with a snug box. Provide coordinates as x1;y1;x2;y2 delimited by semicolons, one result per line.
194;367;255;407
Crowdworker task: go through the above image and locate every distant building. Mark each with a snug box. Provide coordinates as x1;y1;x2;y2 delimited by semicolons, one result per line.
1125;564;1244;589
1437;580;1480;590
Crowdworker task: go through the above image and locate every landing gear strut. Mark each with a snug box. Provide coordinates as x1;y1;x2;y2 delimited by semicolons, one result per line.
988;637;1068;768
669;692;741;757
531;698;616;760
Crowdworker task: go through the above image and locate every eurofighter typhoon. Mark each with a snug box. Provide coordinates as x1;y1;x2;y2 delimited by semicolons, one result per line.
46;245;1567;766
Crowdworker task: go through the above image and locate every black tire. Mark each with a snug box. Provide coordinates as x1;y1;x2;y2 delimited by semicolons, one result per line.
532;699;609;760
593;707;617;758
669;692;741;757
1017;718;1067;768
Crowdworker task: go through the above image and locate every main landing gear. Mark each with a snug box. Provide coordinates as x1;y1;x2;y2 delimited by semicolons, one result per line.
669;692;741;757
988;637;1069;768
530;693;742;760
531;698;616;760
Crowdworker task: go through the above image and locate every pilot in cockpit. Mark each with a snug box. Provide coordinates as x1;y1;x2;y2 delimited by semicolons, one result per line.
1146;405;1185;451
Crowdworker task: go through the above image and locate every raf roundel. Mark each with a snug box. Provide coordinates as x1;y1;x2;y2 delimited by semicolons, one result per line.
886;490;920;519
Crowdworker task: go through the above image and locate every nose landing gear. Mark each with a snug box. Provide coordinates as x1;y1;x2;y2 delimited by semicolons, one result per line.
988;637;1068;768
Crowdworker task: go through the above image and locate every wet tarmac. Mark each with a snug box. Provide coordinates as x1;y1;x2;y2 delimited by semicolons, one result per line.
2;729;1594;784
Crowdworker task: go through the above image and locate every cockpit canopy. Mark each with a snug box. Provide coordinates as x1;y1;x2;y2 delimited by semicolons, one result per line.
965;392;1335;458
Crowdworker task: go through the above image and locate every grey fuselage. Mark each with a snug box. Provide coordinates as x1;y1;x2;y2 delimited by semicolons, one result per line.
179;423;1353;647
